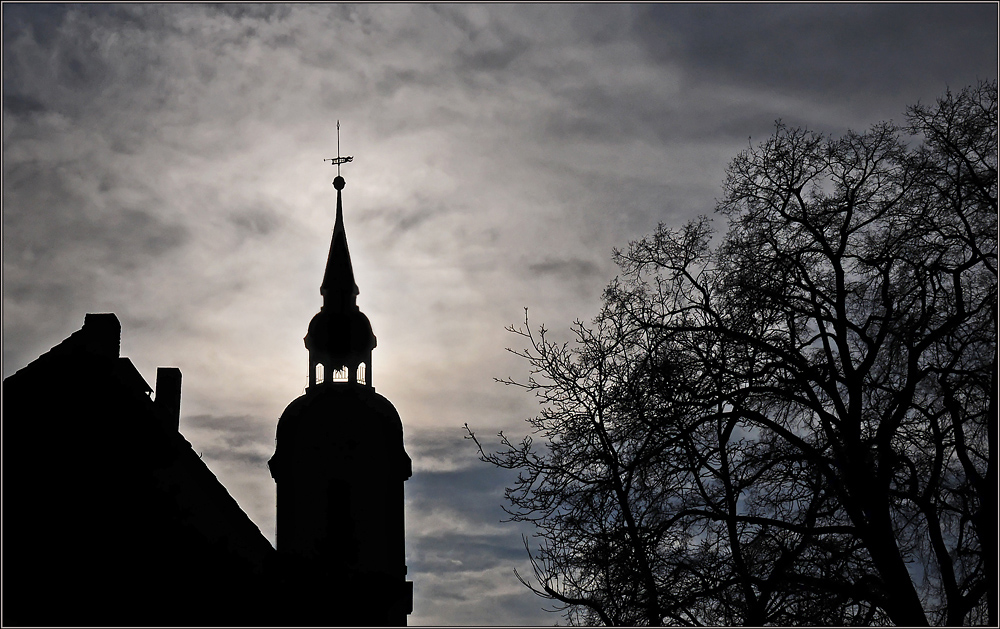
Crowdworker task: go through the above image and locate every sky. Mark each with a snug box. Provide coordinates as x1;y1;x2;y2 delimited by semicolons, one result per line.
2;3;996;626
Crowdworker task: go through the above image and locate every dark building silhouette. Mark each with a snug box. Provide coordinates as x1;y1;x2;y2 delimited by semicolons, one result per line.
3;173;412;626
2;313;277;627
268;173;413;626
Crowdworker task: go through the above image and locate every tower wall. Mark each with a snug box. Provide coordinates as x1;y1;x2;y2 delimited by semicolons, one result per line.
270;384;412;625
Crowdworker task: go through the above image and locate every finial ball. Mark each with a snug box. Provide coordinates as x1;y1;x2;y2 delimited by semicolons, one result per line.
333;176;346;190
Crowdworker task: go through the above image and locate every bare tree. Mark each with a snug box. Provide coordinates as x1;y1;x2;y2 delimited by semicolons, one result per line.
469;81;996;626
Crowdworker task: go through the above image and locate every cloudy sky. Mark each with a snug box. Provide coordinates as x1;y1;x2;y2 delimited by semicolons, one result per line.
3;4;996;625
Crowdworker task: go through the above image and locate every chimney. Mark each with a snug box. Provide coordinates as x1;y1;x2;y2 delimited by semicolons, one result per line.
83;313;121;359
155;367;182;432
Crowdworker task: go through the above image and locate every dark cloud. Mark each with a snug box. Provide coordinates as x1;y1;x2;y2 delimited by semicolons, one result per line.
228;207;283;239
527;256;601;282
197;442;270;471
2;160;189;272
528;74;781;158
407;454;528;539
1;3;73;48
204;3;293;23
452;24;531;79
4;6;131;118
1;290;77;377
439;5;529;73
412;573;556;626
3;92;46;116
361;198;452;238
2;155;189;364
459;43;527;74
373;67;421;100
2;280;72;310
535;64;866;151
181;414;275;471
405;461;553;624
409;465;517;522
566;4;633;45
108;210;189;267
410;531;527;575
406;424;483;471
632;4;998;116
3;4;310;147
185;413;274;445
534;81;715;147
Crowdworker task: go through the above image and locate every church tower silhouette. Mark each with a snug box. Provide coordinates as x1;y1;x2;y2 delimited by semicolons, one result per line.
268;158;413;626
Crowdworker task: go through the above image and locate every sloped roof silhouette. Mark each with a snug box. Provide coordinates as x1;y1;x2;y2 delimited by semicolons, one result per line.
2;313;278;627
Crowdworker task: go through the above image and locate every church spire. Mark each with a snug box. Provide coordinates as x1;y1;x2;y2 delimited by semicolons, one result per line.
306;125;375;388
320;174;359;310
321;121;358;310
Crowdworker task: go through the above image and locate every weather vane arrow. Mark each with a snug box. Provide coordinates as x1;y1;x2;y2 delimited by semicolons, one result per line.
324;120;353;178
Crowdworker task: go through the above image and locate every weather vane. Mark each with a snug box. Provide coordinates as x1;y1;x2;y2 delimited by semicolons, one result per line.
324;120;354;180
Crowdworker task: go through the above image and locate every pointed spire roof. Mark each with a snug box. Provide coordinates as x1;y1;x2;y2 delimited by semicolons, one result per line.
320;176;359;310
305;171;377;385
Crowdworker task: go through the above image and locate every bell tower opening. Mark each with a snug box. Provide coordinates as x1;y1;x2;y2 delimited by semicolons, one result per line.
331;366;349;382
